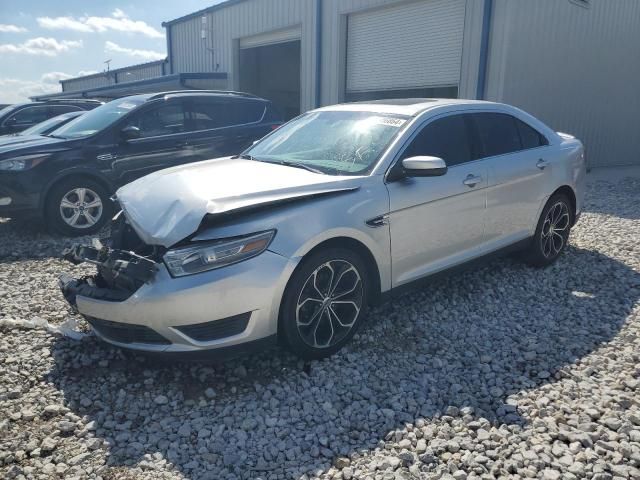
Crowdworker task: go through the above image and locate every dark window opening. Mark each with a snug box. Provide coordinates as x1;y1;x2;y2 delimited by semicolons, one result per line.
402;114;473;167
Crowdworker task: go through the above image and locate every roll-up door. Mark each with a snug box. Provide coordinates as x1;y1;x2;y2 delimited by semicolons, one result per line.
346;0;466;98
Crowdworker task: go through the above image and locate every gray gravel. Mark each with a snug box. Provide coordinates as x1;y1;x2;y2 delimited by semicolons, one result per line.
1;175;639;480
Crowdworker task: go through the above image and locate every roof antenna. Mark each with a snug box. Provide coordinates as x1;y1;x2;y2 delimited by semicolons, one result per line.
104;59;112;72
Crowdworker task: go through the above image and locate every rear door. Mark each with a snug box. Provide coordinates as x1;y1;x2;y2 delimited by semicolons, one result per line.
386;113;488;286
470;112;552;245
109;99;196;185
184;98;273;161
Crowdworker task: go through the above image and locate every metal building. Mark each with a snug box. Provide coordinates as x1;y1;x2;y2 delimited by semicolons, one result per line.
47;0;640;167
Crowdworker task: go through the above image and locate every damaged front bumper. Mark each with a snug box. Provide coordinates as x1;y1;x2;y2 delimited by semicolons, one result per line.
58;239;292;353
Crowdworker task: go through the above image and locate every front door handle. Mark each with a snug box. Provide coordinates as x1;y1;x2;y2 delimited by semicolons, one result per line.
463;174;482;188
536;159;549;170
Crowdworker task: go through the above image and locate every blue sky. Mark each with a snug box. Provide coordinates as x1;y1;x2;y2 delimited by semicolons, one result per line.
0;0;224;103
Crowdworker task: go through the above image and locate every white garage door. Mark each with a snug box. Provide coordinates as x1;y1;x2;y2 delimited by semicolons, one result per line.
346;0;466;94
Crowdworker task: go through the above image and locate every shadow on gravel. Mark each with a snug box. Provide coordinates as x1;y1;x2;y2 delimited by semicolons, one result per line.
46;244;640;479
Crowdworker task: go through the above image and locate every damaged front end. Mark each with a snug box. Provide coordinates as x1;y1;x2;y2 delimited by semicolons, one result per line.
59;215;162;308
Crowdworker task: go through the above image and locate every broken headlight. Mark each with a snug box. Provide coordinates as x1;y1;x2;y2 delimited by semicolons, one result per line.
163;230;276;277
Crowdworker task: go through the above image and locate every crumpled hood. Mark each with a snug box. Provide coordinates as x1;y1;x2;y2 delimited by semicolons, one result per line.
116;157;364;247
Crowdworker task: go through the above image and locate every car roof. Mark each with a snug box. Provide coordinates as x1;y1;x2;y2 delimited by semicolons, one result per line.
315;98;499;116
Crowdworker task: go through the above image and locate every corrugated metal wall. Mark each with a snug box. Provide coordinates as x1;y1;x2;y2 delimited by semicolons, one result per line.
318;0;482;105
169;0;317;111
61;61;166;93
487;0;640;167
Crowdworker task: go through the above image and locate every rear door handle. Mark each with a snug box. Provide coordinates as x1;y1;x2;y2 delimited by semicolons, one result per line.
536;159;549;170
463;174;482;188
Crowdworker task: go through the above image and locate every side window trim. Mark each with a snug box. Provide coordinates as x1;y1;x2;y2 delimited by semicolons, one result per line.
384;112;477;182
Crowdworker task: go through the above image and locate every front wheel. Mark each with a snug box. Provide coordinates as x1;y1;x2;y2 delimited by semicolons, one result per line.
525;193;573;267
280;248;369;360
45;178;112;236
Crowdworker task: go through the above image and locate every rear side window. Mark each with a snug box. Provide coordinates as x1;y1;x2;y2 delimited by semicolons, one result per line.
402;114;474;167
49;105;82;116
515;118;548;149
472;113;522;157
186;99;265;131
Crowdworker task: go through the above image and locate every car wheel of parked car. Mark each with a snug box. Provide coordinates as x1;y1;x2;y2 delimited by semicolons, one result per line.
46;178;112;236
526;193;573;267
281;248;369;360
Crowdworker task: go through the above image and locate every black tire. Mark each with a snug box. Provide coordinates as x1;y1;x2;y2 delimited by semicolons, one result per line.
280;248;370;360
45;177;112;236
525;193;573;267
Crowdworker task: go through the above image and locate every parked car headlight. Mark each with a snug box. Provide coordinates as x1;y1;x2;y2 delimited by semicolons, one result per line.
0;154;49;171
163;230;276;277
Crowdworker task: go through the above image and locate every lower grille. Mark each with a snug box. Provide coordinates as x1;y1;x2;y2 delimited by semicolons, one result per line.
175;313;251;342
87;317;171;345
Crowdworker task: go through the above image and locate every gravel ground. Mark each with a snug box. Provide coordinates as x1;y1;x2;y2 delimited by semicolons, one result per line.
1;175;639;480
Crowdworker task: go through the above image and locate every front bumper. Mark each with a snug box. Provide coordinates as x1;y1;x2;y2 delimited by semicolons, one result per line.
0;173;41;217
60;244;294;353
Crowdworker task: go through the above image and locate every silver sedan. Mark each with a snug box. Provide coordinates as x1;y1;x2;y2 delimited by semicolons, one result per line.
60;99;586;359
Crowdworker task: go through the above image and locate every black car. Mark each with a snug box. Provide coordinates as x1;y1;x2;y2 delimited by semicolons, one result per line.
0;99;102;135
0;111;86;147
0;90;282;235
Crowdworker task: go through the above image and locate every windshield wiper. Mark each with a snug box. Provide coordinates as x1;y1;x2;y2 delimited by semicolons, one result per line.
265;160;325;174
236;153;258;161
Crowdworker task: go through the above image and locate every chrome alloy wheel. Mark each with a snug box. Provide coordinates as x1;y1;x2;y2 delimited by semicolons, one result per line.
296;259;364;349
59;187;103;229
541;201;570;258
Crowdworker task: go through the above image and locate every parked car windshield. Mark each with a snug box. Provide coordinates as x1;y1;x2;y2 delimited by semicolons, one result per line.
245;110;409;175
20;112;83;136
52;97;146;139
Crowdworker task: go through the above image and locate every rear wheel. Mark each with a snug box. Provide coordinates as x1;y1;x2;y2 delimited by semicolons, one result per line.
45;177;112;236
280;248;369;360
525;193;573;267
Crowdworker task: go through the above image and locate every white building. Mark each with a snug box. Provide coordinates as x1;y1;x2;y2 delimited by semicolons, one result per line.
42;0;640;168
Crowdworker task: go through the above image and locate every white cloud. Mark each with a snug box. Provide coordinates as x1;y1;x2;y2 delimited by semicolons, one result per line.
0;37;82;56
0;70;102;103
105;41;165;61
0;24;28;33
41;71;74;83
36;16;93;33
38;9;164;39
77;70;99;77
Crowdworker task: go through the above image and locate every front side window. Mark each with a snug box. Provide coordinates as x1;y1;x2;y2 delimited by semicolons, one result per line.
246;111;409;175
53;97;147;139
6;106;49;126
402;114;474;167
124;102;186;138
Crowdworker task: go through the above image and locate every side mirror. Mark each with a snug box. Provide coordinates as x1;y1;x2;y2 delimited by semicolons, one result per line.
401;156;448;177
120;125;141;141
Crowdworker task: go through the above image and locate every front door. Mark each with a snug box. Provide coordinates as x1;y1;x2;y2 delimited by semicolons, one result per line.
386;113;487;287
110;99;196;185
